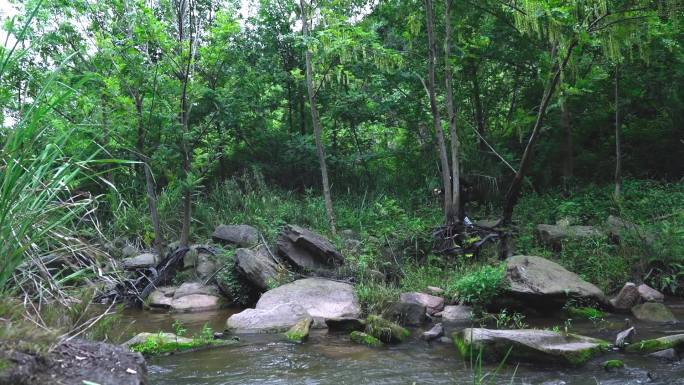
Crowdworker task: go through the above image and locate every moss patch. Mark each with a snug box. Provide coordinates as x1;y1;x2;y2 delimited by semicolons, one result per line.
129;335;223;356
0;358;11;374
567;307;606;320
365;315;409;343
625;335;684;353
350;331;383;347
284;318;312;343
603;359;624;370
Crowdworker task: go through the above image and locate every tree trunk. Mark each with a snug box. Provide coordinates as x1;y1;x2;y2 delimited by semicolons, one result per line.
300;0;336;234
470;63;487;151
444;0;460;223
425;0;454;223
177;1;195;247
614;64;622;199
144;163;164;256
560;96;574;186
500;39;577;258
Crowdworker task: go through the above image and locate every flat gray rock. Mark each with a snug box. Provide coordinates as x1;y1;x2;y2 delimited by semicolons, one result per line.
226;302;309;333
505;255;609;308
170;294;221;312
122;253;158;269
455;328;608;366
441;305;474;322
173;282;218;299
535;224;602;251
421;323;444;341
276;225;343;270
212;224;260;247
226;278;360;333
400;292;444;315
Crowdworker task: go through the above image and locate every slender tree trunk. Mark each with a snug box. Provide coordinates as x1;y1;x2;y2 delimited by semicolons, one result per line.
560;97;574;186
614;64;622;199
144;163;164;256
444;0;460;223
500;39;577;258
470;63;487;151
178;1;195;247
300;0;336;234
425;0;454;223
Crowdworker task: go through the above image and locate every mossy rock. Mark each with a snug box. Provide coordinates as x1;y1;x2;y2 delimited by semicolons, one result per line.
350;331;383;347
625;334;684;353
567;307;606;319
284;317;312;343
453;328;609;367
124;332;232;357
365;315;410;343
602;359;624;370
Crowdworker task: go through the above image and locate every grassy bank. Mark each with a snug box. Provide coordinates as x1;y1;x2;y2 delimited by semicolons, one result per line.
108;173;684;313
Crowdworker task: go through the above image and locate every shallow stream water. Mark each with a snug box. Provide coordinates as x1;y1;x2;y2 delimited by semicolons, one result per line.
115;301;684;385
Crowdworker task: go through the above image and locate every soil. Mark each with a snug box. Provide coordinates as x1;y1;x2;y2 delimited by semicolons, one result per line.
0;339;147;385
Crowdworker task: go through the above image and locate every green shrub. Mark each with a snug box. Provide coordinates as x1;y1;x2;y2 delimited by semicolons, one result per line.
447;264;506;306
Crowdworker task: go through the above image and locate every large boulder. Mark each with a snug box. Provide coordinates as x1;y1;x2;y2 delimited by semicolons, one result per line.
276;225;343;270
226;278;361;333
535;224;602;251
384;300;426;326
155;282;223;312
454;328;609;366
505;255;609;309
400;292;445;315
637;284;664;302
212;224;260;247
631;302;677;323
226;302;309;333
148;286;176;308
235;246;279;291
610;282;641;311
122;253;158;270
173;282;218;298
170;294;221;312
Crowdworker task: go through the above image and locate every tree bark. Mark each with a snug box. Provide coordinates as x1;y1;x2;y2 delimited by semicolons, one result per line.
560;96;574;186
425;0;454;223
470;63;487;151
500;39;577;258
444;0;460;223
614;64;622;199
177;0;195;247
144;163;164;256
300;0;336;234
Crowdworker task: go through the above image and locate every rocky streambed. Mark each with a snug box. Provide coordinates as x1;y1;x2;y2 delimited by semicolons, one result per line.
114;301;684;385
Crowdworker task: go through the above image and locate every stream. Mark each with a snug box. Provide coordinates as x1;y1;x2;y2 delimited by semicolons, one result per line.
116;301;684;385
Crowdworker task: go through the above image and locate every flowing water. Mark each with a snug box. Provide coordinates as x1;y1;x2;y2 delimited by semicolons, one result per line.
116;301;684;385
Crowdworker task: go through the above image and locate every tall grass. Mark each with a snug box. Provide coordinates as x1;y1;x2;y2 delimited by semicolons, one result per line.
0;1;93;290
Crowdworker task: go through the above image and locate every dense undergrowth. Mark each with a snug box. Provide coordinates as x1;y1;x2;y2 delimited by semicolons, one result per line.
107;173;684;314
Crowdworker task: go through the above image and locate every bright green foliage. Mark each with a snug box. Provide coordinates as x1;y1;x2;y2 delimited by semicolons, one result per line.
603;359;625;370
566;307;606;320
350;331;383;347
129;326;225;356
447;265;506;306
